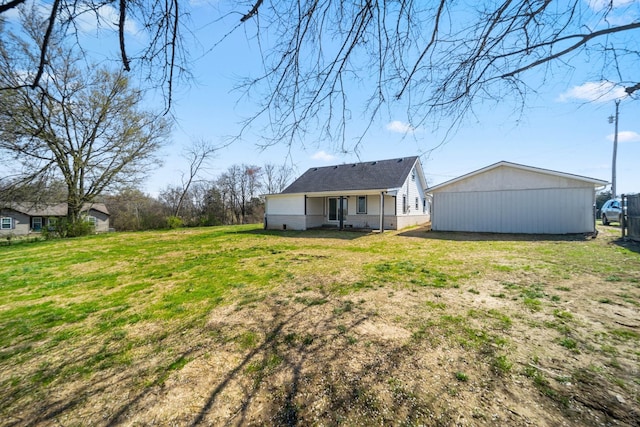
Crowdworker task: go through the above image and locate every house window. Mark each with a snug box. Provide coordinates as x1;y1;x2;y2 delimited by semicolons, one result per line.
357;196;367;214
423;198;427;213
402;195;407;214
411;168;416;181
415;197;419;210
1;217;12;230
87;216;97;228
32;217;43;231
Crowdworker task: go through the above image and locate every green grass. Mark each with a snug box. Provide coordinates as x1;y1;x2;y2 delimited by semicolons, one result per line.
455;372;469;382
1;224;640;425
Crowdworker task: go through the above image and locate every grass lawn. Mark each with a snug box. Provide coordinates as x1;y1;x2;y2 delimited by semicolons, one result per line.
1;224;639;426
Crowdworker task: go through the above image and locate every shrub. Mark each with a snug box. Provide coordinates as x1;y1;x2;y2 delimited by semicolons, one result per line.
166;216;183;229
66;219;95;237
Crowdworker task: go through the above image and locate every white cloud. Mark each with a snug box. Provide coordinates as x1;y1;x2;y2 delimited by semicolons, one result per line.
74;5;139;35
386;120;416;133
311;150;336;162
607;130;640;142
4;1;138;35
557;81;627;103
587;0;636;12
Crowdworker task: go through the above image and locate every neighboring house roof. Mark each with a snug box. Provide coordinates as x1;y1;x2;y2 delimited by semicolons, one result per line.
4;202;110;216
281;156;422;194
428;161;609;192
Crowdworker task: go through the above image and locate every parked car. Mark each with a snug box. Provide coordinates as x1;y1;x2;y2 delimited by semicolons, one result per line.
601;199;625;225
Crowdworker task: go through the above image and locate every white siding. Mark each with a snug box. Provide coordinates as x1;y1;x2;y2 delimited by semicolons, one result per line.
306;197;324;215
265;195;307;230
396;167;430;218
433;188;595;234
265;214;307;230
265;195;305;215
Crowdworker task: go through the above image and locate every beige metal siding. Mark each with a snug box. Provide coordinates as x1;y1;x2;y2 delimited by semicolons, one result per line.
433;188;595;234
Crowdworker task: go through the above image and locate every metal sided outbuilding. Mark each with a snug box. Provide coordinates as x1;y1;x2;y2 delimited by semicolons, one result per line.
428;161;608;234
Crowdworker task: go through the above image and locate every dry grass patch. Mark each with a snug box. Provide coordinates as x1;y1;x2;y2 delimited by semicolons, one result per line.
1;224;639;426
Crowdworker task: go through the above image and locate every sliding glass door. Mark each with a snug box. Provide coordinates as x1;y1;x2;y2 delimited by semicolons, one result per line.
328;197;347;222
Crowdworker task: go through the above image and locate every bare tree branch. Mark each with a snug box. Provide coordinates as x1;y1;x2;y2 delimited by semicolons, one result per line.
2;0;639;151
119;0;130;72
499;21;640;79
0;0;26;14
174;139;218;217
32;0;61;89
241;0;263;22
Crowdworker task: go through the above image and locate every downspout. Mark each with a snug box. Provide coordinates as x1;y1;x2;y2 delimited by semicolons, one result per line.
339;196;344;230
304;195;307;230
379;191;385;233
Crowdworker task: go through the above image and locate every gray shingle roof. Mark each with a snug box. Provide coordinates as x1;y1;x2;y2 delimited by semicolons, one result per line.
282;156;419;194
7;202;110;216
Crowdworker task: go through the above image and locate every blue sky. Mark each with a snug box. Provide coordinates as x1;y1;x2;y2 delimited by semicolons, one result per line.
6;1;640;196
146;0;640;196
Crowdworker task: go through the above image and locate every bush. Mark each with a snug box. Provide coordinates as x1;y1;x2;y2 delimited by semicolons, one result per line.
166;216;183;229
67;220;95;237
43;218;94;239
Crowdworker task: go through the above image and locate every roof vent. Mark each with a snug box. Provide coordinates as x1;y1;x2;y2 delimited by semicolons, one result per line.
351;164;356;167
333;166;338;169
312;168;318;171
397;158;403;162
371;161;377;165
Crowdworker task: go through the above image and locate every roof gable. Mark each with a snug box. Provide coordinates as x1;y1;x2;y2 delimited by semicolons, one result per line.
5;202;110;216
282;156;421;194
428;161;608;193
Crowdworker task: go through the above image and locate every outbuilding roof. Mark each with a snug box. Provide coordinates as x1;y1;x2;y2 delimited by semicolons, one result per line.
428;161;608;192
281;156;421;194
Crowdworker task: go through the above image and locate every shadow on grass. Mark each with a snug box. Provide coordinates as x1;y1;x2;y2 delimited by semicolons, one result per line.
238;227;371;240
612;237;640;254
4;288;636;426
88;292;441;426
398;226;594;242
183;296;435;426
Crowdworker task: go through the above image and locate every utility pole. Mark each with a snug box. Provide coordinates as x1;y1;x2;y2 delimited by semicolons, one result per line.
608;99;620;198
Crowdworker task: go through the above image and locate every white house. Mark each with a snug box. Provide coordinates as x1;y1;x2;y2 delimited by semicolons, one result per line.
265;156;430;231
428;161;608;234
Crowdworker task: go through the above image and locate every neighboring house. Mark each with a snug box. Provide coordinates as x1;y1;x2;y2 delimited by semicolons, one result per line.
428;161;608;234
0;202;110;236
264;156;430;231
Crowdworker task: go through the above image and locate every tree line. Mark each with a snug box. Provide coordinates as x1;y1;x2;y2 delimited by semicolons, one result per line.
104;163;292;231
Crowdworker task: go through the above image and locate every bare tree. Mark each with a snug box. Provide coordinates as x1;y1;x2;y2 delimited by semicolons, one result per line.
217;164;263;224
173;139;218;218
262;163;293;194
103;188;167;231
0;10;171;229
1;1;638;147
